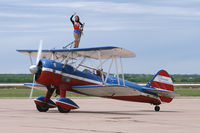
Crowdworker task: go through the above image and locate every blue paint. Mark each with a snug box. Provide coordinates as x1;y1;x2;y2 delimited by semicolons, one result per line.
24;83;45;87
56;97;79;108
35;96;56;107
39;59;162;96
16;46;118;53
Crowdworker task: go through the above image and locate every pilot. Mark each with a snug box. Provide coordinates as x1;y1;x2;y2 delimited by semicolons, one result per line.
96;69;104;77
70;12;83;48
96;69;101;76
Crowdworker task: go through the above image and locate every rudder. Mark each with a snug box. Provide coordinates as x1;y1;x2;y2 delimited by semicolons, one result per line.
146;70;174;103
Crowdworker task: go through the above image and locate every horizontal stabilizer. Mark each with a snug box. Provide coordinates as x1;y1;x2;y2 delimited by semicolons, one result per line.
72;84;141;97
24;83;46;89
142;87;179;98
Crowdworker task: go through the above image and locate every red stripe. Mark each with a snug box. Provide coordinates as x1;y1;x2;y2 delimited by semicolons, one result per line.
159;96;173;103
36;71;60;86
158;70;170;77
151;81;174;91
34;100;56;108
36;71;97;87
56;101;78;109
34;100;44;107
105;95;161;105
151;80;174;103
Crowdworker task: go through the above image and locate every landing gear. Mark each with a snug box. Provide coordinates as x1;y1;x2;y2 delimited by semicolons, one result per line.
36;104;49;112
34;87;56;113
57;106;71;113
55;83;77;113
154;105;160;112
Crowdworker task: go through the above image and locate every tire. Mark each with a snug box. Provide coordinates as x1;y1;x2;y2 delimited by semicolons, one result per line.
36;104;49;112
57;106;71;113
154;105;160;112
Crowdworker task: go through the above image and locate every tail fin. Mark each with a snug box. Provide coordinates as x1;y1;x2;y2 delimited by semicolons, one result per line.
146;70;174;103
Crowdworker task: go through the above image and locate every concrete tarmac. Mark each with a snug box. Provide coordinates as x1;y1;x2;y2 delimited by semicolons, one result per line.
0;98;200;133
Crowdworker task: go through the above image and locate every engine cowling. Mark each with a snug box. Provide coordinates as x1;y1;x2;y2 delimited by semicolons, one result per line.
35;59;62;86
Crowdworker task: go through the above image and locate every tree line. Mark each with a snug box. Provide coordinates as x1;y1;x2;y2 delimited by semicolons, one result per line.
123;74;200;83
0;74;200;83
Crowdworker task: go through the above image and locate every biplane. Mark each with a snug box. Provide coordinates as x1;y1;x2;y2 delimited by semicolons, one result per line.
17;41;178;113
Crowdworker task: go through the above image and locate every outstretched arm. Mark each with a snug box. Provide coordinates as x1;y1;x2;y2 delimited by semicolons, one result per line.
70;15;74;25
70;12;76;25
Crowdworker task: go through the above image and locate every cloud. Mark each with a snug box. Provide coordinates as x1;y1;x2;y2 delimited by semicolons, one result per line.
0;23;67;28
0;12;61;18
1;0;199;33
1;1;200;20
0;28;70;33
18;1;200;17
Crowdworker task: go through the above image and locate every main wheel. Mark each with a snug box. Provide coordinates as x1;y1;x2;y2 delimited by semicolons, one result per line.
154;105;160;112
36;104;49;112
57;106;71;113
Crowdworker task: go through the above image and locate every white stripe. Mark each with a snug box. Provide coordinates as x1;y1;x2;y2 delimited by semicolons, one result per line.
34;99;56;107
153;75;173;85
42;67;102;85
56;100;78;108
0;84;24;86
141;92;160;100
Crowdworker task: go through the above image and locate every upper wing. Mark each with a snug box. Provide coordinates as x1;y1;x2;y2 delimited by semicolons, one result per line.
142;87;179;98
72;84;141;97
16;46;136;60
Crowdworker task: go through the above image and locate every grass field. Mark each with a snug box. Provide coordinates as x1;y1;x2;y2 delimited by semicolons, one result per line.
0;88;200;97
175;88;200;97
0;89;86;98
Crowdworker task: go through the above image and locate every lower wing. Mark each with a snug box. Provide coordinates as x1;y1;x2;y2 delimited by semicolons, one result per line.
72;84;142;97
24;83;46;89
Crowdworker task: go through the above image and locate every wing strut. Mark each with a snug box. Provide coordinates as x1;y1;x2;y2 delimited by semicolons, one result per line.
29;53;33;65
114;57;120;85
51;51;55;60
74;57;86;71
120;57;125;86
105;57;113;83
98;51;105;84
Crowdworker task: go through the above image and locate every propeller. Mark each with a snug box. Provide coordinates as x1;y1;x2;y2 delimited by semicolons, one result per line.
29;40;43;99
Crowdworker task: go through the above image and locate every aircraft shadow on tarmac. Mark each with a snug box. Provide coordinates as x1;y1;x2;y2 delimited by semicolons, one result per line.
139;110;181;113
46;110;181;115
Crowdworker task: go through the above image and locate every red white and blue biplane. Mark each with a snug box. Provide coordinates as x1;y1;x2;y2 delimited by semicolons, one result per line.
17;41;178;113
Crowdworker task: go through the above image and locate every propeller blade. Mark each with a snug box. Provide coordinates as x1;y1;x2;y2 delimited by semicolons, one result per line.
36;40;43;65
29;74;35;99
29;40;43;99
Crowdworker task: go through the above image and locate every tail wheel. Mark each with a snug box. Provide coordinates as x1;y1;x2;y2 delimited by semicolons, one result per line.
36;104;49;112
57;106;71;113
154;105;160;112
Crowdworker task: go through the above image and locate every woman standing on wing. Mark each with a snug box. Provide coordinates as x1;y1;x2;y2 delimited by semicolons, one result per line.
70;12;83;48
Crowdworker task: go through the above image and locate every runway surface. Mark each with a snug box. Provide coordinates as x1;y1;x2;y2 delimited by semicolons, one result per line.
0;98;199;133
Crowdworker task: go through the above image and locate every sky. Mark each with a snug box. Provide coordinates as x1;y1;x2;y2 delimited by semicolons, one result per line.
0;0;200;74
